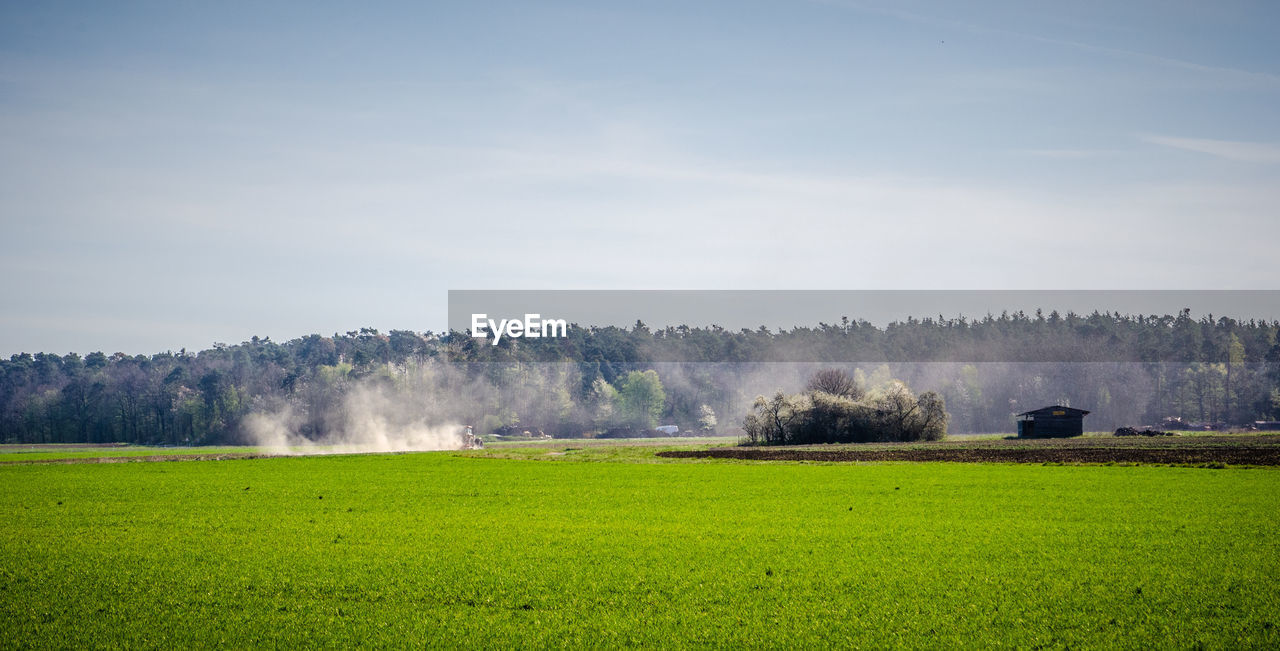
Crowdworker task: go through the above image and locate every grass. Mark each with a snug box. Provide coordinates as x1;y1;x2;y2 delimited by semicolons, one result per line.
1;450;1278;648
0;445;258;463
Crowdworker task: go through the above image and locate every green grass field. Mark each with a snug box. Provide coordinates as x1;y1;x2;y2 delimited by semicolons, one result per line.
2;450;1278;648
0;445;256;463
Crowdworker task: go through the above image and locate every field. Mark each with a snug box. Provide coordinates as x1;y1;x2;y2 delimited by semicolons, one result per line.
0;445;258;464
660;434;1280;466
1;443;1278;647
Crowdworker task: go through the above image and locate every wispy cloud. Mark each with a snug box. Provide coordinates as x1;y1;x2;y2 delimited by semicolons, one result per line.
1142;135;1280;163
811;0;1280;88
1015;148;1122;160
1012;34;1280;88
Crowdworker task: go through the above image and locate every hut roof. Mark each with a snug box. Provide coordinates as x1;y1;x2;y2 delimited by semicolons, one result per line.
1016;405;1091;417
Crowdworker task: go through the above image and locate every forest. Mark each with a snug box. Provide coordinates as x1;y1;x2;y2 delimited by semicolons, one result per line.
2;309;1279;445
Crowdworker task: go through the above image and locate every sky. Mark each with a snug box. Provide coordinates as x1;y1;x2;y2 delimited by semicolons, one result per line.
1;0;1278;355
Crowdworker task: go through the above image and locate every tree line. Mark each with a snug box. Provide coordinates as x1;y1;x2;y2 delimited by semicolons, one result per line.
2;309;1278;445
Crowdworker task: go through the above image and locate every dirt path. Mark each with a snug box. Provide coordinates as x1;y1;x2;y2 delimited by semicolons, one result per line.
658;445;1280;465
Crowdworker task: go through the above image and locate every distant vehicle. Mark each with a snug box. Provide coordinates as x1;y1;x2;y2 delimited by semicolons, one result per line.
461;425;483;449
655;425;680;435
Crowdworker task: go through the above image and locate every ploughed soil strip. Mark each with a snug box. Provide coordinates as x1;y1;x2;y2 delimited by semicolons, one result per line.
658;442;1280;466
777;435;1280;450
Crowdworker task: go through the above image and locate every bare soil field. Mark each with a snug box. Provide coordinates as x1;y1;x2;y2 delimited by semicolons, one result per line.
657;435;1280;465
9;435;1280;466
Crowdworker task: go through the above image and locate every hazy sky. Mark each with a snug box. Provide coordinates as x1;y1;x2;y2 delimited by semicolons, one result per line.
2;1;1278;355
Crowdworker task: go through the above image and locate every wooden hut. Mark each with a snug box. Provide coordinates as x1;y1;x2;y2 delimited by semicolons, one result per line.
1016;406;1090;438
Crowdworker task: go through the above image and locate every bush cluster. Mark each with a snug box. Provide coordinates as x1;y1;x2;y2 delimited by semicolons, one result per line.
742;370;947;445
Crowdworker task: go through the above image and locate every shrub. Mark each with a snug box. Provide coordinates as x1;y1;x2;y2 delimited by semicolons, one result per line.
805;369;865;400
742;372;948;445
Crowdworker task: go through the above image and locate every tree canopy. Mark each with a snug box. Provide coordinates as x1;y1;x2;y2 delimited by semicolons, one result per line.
1;310;1277;445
